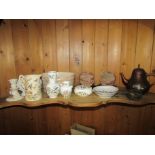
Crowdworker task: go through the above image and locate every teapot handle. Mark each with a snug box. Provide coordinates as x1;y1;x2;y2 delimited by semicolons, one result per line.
120;72;128;86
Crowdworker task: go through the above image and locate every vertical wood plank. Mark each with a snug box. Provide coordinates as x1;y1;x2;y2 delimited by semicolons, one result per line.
95;20;108;84
150;23;155;93
0;20;16;97
56;20;70;134
11;19;31;75
135;20;154;133
38;20;57;72
28;20;43;74
69;20;82;85
56;20;70;72
120;20;138;86
135;20;154;72
108;20;122;85
82;20;95;74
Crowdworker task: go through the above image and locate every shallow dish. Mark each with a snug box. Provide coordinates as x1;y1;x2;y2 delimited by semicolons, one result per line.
93;86;118;98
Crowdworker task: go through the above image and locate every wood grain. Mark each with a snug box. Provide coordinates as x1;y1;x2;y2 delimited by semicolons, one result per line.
120;20;138;86
69;20;82;85
11;20;31;75
135;20;154;72
108;20;122;85
38;20;57;72
0;19;155;135
0;20;16;97
95;20;108;84
56;20;70;72
82;20;95;74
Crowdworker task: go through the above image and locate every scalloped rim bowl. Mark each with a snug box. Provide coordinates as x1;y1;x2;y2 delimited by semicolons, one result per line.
74;85;92;97
93;86;119;98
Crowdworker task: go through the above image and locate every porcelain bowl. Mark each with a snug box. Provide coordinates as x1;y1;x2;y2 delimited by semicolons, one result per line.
74;85;92;97
93;86;118;98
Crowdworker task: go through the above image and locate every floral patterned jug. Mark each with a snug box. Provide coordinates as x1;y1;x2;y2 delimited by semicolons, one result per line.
18;74;42;101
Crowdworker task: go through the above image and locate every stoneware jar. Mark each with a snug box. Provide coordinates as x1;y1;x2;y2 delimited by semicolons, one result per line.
18;74;42;101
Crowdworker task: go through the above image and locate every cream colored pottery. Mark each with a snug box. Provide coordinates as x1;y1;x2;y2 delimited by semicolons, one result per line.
42;71;57;94
60;85;73;98
19;74;42;101
6;79;23;102
74;85;92;97
46;79;60;98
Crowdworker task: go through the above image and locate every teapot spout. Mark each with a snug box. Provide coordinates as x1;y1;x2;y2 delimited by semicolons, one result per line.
120;72;128;86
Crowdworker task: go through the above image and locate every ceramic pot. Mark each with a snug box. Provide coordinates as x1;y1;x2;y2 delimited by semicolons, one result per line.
42;73;49;93
74;85;92;97
60;84;73;98
6;79;23;102
46;80;60;98
19;74;42;101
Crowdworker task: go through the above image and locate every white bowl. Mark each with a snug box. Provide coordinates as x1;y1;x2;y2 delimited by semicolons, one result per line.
74;85;92;97
57;72;75;85
93;86;118;98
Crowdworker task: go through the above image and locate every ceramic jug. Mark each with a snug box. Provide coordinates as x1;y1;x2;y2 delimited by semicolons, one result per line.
42;71;57;94
18;74;42;101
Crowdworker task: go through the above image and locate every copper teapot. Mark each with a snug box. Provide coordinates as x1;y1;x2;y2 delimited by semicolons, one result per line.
120;65;155;96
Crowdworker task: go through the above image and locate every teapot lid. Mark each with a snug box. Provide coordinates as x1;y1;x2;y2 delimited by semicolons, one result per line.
133;64;146;74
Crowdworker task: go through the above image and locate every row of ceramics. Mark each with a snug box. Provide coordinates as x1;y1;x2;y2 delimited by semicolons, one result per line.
6;71;119;102
7;71;75;102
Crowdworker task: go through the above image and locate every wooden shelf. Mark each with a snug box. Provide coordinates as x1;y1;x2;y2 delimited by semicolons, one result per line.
0;90;155;109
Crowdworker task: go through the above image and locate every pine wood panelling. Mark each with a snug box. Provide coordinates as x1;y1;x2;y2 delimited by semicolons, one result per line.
69;20;82;85
150;27;155;92
27;20;43;74
82;20;95;74
95;20;108;84
108;20;122;85
0;19;155;135
56;20;70;72
135;20;154;72
11;20;31;76
0;20;16;97
38;20;57;72
120;20;138;86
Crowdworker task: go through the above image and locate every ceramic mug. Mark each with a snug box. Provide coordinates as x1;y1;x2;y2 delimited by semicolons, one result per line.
19;74;42;101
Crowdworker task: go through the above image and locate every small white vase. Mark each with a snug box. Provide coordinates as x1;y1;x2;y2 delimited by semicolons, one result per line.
46;80;60;98
60;85;73;98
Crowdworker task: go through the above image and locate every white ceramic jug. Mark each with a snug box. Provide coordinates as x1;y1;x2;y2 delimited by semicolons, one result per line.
42;71;57;94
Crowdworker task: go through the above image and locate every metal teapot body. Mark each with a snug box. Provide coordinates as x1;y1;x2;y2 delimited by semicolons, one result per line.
120;65;154;95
